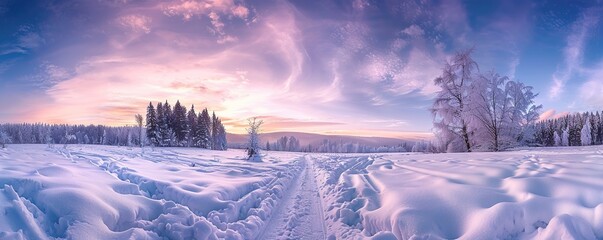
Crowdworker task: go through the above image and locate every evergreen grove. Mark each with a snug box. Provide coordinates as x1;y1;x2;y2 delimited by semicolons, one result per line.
145;100;227;149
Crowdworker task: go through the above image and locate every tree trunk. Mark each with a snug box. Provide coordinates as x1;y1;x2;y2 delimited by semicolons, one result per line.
462;124;472;152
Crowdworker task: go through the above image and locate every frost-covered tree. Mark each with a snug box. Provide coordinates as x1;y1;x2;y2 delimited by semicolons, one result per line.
135;113;144;147
432;48;541;152
506;81;542;144
146;102;159;146
554;131;561;146
562;128;569;146
246;117;263;161
214;119;228;150
581;119;592;146
471;71;512;151
0;130;11;148
288;136;300;151
431;48;478;152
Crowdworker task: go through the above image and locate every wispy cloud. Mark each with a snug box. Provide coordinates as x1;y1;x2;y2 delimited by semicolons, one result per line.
538;109;570;121
579;61;603;107
118;15;152;34
162;0;252;43
549;8;599;99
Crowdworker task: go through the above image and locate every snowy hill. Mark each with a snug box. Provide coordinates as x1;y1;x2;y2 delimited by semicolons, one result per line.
1;144;603;239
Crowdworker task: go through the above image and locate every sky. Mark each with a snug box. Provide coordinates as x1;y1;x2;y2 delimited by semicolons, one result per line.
0;0;602;139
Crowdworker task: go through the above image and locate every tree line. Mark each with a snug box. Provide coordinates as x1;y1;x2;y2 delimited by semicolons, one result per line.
0;123;143;147
259;136;415;153
0;100;228;150
532;111;603;147
145;100;227;150
431;48;542;152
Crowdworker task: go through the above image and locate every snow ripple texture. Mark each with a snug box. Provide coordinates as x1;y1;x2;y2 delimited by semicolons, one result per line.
2;145;603;239
311;147;603;239
0;145;303;239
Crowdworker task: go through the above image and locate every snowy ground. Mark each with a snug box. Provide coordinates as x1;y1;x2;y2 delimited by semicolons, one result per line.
312;147;603;239
1;145;603;239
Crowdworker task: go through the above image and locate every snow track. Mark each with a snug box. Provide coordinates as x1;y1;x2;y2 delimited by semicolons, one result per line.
257;155;327;240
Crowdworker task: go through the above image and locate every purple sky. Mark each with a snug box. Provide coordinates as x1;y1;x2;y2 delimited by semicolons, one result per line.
0;0;602;138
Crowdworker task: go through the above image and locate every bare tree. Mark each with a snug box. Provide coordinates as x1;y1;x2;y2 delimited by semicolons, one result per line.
246;117;263;161
135;114;144;147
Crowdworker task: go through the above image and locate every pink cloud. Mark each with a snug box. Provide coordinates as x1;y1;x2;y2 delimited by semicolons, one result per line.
538;109;570;121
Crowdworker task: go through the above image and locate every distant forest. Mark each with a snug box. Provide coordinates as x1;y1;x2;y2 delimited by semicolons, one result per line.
532;111;603;147
0;100;228;150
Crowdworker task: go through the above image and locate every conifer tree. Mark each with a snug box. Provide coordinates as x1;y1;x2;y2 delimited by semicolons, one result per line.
156;102;166;146
145;102;159;146
187;105;197;147
211;112;218;149
163;100;173;146
197;108;212;149
172;100;188;145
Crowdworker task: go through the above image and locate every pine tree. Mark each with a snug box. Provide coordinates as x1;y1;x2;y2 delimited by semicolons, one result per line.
135;113;144;147
157;102;172;147
215;119;228;150
581;118;592;146
145;102;159;146
197;108;212;149
562;127;569;146
163;100;173;146
554;131;561;146
187;105;197;147
211;112;218;149
172;100;188;145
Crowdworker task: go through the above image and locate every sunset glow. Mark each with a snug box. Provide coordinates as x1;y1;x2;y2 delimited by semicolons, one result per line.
1;1;602;138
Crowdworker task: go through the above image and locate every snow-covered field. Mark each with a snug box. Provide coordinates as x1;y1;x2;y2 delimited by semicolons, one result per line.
1;145;603;239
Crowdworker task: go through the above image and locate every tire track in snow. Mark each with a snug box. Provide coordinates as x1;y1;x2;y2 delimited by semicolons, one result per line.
257;155;327;239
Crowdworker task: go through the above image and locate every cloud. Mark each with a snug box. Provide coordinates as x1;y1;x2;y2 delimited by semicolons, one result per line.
352;0;369;11
579;62;603;107
401;25;424;37
17;31;44;49
162;0;250;22
538;109;570;121
118;15;151;34
549;9;599;99
231;5;249;18
362;48;444;96
162;0;252;43
27;63;73;88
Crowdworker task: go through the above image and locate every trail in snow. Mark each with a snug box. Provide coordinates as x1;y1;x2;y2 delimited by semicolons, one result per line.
258;155;327;240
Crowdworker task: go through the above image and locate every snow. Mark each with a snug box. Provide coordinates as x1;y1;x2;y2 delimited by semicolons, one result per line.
0;145;303;239
312;147;603;239
1;144;603;239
